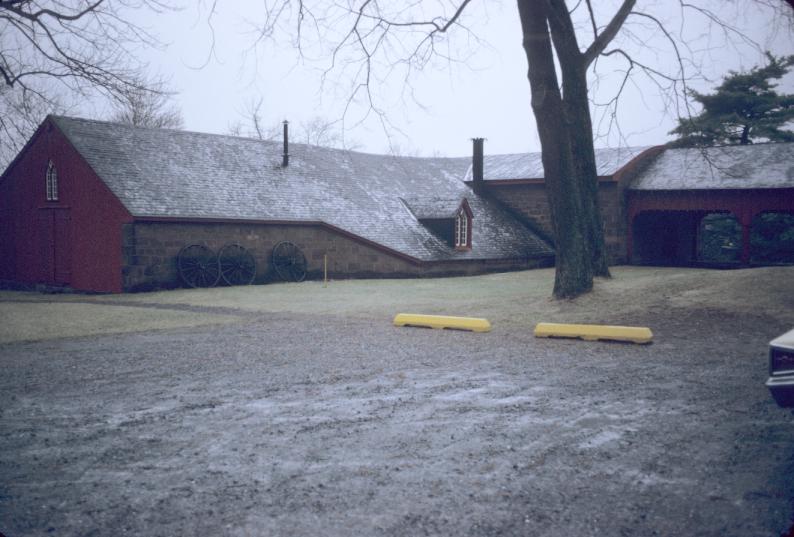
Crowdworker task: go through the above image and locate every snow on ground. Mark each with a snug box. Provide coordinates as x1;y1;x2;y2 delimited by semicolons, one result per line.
1;266;793;536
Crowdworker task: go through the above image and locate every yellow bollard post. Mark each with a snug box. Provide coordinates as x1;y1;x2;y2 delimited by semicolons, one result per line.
533;322;653;344
393;313;491;332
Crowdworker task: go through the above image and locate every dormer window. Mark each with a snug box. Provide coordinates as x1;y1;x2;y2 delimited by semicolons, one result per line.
402;196;473;251
455;207;472;250
46;161;58;201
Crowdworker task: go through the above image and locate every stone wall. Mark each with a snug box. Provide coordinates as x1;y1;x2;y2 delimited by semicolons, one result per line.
485;183;554;241
122;221;550;291
483;181;627;263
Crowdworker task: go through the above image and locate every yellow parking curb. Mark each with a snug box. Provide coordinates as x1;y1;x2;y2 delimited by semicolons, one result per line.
393;313;492;333
534;322;652;344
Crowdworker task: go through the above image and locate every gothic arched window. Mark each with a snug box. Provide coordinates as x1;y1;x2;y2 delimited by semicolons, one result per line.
46;161;58;201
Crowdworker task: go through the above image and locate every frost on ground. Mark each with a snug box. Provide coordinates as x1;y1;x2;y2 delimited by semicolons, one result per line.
0;301;240;344
0;267;793;536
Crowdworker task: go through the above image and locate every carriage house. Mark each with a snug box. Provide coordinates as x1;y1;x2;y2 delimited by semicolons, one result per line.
462;143;794;268
626;144;794;266
2;116;792;294
0;116;553;293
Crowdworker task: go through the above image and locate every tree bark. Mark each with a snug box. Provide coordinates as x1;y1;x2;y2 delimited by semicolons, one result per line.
517;0;593;298
566;69;612;277
546;0;612;278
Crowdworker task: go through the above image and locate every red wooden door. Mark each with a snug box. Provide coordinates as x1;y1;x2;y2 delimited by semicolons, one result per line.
37;209;71;285
37;211;54;283
53;210;72;284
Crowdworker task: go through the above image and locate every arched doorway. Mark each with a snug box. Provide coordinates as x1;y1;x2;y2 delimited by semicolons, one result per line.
697;212;742;264
631;211;700;266
751;211;794;264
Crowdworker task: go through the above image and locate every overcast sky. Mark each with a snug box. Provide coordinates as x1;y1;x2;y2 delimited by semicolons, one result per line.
107;1;794;157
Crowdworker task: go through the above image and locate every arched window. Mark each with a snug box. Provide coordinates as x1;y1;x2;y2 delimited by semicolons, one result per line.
46;161;58;201
455;209;470;249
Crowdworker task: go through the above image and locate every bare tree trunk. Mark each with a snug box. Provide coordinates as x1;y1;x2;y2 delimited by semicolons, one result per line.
518;0;593;298
546;0;612;278
566;74;612;277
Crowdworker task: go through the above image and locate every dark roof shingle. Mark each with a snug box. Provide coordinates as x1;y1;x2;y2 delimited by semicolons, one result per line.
402;197;465;220
629;143;794;190
51;116;553;262
463;146;651;181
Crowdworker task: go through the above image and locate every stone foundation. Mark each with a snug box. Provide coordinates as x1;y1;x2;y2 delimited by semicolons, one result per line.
122;221;552;292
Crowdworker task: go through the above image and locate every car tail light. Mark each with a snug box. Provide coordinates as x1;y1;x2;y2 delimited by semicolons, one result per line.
771;347;794;376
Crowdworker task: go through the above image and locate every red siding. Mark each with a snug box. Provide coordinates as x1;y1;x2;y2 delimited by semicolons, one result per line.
0;119;133;293
626;189;794;262
628;189;794;220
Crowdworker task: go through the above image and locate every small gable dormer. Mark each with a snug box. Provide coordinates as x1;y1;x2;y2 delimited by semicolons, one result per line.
402;197;473;251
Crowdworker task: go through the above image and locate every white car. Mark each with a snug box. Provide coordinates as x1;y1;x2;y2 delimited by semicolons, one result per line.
766;327;794;408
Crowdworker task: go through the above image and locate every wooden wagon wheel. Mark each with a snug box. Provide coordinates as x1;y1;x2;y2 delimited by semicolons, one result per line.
177;244;220;288
272;241;307;282
218;243;257;286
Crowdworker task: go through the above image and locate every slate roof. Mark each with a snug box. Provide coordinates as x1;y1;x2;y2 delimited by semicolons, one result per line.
629;143;794;190
401;197;465;220
50;116;552;262
463;146;651;181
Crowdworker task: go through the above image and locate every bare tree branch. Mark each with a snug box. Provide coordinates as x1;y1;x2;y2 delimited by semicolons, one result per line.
583;0;635;66
228;97;360;150
584;0;598;41
108;79;183;129
0;0;175;167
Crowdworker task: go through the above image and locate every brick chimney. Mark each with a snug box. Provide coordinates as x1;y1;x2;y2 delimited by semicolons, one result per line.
472;137;484;193
282;120;289;167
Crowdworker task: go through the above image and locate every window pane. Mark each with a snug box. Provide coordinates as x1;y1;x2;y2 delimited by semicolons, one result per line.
463;216;467;246
51;167;58;200
46;163;53;200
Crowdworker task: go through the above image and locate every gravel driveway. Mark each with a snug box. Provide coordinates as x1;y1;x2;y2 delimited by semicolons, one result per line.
1;270;793;536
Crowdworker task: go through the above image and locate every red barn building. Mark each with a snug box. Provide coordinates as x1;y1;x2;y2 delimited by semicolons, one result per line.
2;115;792;294
626;144;794;266
0;118;134;292
0;116;553;293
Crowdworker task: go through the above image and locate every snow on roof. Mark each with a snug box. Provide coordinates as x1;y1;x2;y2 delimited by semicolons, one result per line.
629;143;794;190
51;116;552;262
402;197;464;220
463;146;651;181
